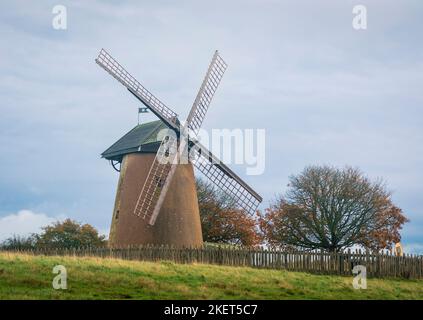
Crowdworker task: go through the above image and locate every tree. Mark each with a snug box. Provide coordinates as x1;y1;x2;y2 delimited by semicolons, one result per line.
196;179;262;246
259;165;408;252
0;234;36;250
360;202;408;250
34;219;107;248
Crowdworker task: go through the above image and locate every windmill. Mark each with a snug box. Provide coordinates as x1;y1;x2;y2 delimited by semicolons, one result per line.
96;49;262;247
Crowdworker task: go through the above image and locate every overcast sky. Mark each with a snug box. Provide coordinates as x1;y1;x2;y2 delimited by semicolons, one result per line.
0;1;422;253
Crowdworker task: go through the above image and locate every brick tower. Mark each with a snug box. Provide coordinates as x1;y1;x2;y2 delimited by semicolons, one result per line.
102;120;203;247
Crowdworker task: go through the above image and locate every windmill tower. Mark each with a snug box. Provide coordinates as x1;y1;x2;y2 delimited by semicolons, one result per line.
96;49;262;248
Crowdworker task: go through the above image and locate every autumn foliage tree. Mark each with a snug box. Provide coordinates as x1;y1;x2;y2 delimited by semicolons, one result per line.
259;165;408;252
34;219;107;248
360;202;408;250
196;179;262;246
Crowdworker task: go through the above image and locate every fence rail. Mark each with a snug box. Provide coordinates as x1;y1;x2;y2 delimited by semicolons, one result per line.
1;246;422;280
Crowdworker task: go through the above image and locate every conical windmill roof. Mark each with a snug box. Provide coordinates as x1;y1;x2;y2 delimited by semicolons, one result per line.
101;120;167;162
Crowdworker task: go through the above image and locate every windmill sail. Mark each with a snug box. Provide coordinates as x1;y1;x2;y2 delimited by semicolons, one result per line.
189;140;262;216
186;51;227;136
133;132;179;224
96;49;178;127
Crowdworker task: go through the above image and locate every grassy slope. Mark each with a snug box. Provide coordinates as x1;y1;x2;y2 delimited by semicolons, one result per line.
0;252;422;300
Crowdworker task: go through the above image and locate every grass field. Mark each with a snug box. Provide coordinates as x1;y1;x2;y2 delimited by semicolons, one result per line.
0;252;422;300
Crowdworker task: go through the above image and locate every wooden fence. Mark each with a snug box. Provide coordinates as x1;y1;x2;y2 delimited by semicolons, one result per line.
2;246;422;280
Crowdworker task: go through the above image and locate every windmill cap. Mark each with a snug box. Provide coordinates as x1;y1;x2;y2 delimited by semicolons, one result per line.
101;120;167;162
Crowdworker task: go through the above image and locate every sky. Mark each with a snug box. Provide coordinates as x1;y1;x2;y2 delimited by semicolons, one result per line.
0;1;422;253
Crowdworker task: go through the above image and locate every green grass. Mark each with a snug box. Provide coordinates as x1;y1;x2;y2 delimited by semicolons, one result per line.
0;252;422;300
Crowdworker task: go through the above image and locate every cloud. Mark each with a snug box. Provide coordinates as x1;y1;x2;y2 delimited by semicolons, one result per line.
0;1;422;249
0;210;66;241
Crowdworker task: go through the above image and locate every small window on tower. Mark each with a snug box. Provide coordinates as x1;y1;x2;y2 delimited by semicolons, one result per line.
115;210;119;219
